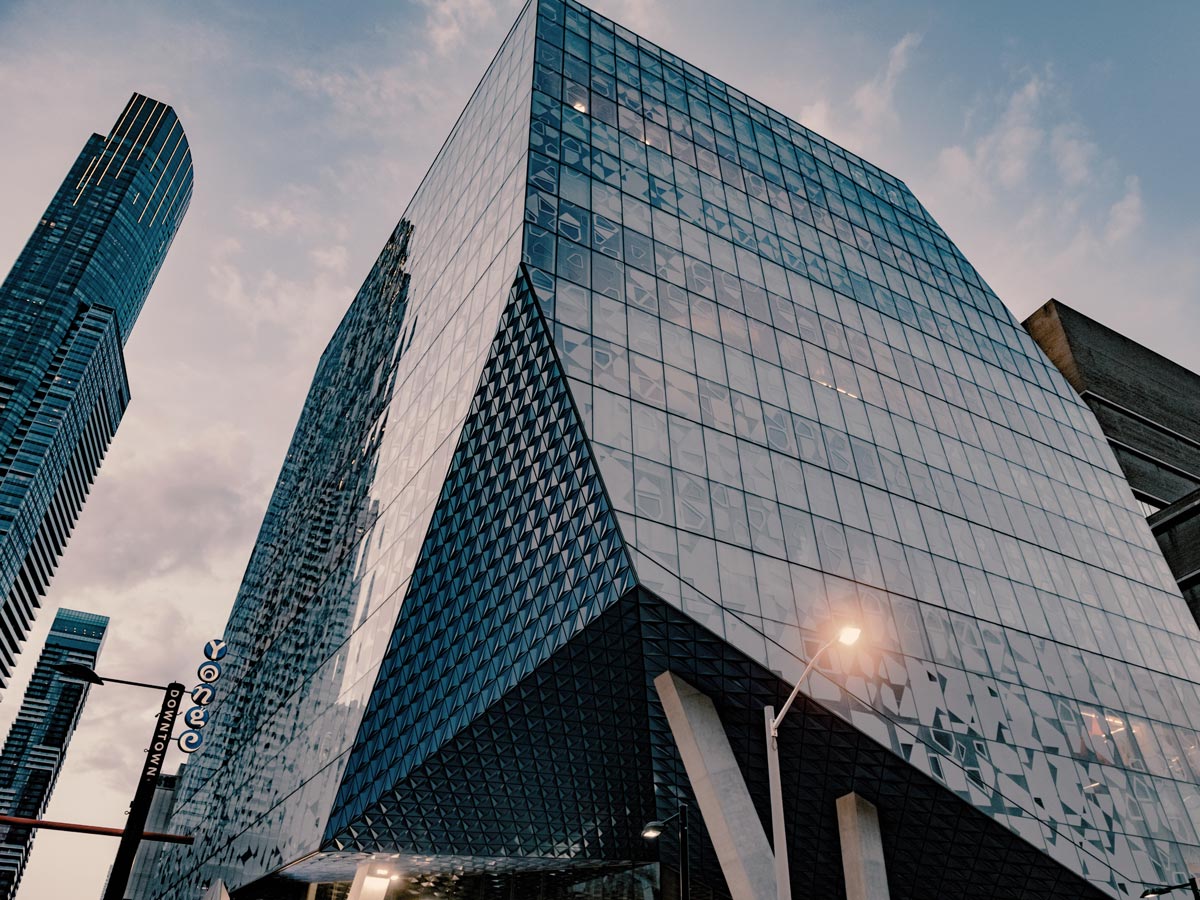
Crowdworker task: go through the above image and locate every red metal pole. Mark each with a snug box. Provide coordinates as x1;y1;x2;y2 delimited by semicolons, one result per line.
0;814;193;844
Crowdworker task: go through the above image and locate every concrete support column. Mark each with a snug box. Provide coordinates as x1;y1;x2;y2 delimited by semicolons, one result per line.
305;884;319;900
654;671;777;900
836;792;890;900
347;861;394;900
201;881;231;900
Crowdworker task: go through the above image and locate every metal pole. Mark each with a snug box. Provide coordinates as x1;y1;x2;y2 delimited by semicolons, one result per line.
765;705;791;900
1189;877;1199;900
0;814;191;844
102;681;185;900
678;802;689;900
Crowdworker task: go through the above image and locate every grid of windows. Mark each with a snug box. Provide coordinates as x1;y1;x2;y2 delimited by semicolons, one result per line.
0;608;107;900
525;0;1200;892
154;7;539;893
0;95;190;686
151;1;1200;897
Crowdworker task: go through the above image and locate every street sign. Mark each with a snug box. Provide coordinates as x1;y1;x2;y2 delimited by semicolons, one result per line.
180;639;227;753
191;684;215;705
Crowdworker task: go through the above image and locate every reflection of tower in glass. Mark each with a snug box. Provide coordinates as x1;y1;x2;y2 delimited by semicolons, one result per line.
0;94;192;686
153;3;1200;899
0;609;108;899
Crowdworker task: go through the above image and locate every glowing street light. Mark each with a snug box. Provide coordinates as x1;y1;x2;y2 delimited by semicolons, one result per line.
765;624;861;900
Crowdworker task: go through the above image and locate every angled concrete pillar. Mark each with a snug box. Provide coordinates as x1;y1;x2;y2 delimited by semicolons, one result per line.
836;792;890;900
201;881;231;900
654;671;777;900
305;884;319;900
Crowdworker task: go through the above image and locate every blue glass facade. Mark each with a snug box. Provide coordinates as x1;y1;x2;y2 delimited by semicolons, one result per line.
0;95;191;685
0;608;108;898
153;4;1200;899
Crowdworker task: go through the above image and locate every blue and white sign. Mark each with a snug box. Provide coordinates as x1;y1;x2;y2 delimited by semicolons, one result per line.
179;638;227;754
191;684;215;706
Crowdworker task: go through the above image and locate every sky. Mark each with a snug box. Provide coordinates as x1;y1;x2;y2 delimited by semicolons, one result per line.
0;0;1196;896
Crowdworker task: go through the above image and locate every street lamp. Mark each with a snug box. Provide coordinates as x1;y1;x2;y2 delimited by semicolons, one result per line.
642;802;689;900
53;663;184;900
1142;879;1200;899
764;625;860;900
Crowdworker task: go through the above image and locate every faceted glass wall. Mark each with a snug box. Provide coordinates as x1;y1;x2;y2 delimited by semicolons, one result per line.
154;6;537;892
522;0;1200;894
153;1;1200;897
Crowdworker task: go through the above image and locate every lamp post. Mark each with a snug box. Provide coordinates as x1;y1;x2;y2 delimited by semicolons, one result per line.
642;802;689;900
764;625;860;900
53;662;184;900
1142;878;1200;900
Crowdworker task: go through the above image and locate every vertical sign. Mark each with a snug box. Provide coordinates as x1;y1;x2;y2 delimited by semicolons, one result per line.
178;638;226;754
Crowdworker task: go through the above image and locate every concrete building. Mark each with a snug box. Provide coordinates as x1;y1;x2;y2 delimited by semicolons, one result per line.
1025;299;1200;621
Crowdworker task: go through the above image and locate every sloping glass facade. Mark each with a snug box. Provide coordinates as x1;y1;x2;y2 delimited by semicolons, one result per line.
153;3;1200;898
0;608;107;898
0;95;191;685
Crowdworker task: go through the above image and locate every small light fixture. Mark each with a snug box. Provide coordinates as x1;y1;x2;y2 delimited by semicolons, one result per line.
641;820;665;839
573;101;587;113
837;625;861;646
1142;890;1169;898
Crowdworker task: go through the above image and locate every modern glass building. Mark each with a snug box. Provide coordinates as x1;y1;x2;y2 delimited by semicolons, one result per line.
120;769;185;900
0;608;108;898
0;94;191;687
152;3;1200;898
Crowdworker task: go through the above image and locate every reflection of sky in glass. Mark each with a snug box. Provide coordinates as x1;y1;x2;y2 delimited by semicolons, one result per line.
155;5;538;892
151;0;1200;896
526;0;1200;892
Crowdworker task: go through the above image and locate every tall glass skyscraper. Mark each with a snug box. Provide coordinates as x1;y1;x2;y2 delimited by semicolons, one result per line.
0;608;108;898
152;4;1200;898
0;94;191;687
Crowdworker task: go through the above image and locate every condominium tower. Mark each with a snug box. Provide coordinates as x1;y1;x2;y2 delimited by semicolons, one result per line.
0;608;108;898
152;4;1200;898
0;94;191;685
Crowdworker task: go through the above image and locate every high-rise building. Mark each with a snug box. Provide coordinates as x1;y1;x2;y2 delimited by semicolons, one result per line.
152;3;1200;898
105;768;185;900
1024;299;1200;624
0;608;108;898
0;94;191;686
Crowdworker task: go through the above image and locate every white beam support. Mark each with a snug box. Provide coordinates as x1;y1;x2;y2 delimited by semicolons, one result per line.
836;792;890;900
654;671;777;900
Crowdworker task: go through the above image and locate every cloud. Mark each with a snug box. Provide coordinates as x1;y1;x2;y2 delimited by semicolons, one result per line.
852;32;922;128
595;0;666;33
1104;175;1143;244
1050;123;1098;187
789;32;924;160
913;67;1197;370
417;0;500;54
936;73;1048;200
59;423;268;590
